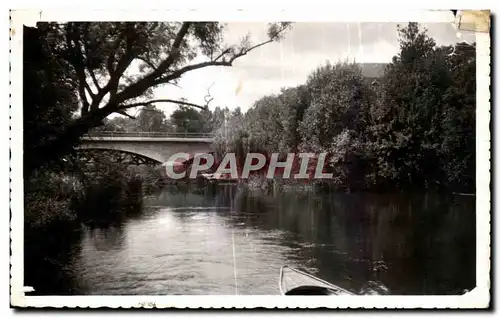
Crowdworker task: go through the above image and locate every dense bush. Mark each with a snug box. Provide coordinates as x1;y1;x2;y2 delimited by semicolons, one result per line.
24;158;160;230
24;170;81;230
213;23;476;193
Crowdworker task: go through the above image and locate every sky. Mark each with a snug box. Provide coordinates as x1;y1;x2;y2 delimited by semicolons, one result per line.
152;22;476;116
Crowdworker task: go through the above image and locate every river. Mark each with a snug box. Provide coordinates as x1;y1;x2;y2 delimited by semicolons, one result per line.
25;186;476;295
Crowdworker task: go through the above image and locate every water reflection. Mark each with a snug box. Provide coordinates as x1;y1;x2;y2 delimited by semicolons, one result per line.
25;186;475;295
84;225;125;252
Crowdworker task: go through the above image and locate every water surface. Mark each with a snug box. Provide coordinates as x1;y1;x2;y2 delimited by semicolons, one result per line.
25;186;476;295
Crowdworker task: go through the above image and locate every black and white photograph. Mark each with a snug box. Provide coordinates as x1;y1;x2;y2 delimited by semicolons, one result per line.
9;8;490;309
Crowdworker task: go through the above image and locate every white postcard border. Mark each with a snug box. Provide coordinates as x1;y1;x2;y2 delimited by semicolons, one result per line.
9;8;491;309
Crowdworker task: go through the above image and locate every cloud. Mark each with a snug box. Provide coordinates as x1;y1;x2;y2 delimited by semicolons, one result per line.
152;21;476;115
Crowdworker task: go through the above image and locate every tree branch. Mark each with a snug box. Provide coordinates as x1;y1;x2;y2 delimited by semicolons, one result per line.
90;25;136;111
150;22;192;77
153;35;284;87
120;98;208;111
136;56;158;71
116;110;136;119
212;48;231;62
81;25;102;93
109;23;192;107
107;49;134;103
106;26;126;74
204;82;215;107
100;22;289;116
211;23;288;63
82;77;95;97
153;60;231;86
76;70;91;114
88;69;102;92
65;24;94;114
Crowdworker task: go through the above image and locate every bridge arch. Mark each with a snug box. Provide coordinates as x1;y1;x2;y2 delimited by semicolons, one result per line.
79;134;214;165
76;148;162;165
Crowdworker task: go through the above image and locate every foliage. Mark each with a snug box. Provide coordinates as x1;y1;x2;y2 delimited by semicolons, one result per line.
24;170;81;229
24;21;292;238
213;23;476;193
24;22;291;174
25;161;148;231
72;161;143;224
170;105;208;133
135;105;170;132
298;62;373;151
23;26;80;174
213;107;248;161
90;104;223;134
371;23;475;190
213;86;310;158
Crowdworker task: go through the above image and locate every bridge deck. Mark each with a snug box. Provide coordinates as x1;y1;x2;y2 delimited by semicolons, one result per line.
79;132;214;163
83;132;213;142
86;131;213;137
81;136;213;143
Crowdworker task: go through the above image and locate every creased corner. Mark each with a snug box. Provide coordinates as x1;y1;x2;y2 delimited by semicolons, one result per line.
454;10;490;33
10;9;43;31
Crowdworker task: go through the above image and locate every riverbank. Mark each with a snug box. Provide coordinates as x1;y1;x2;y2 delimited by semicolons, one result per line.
24;161;167;233
24;160;474;236
215;173;472;195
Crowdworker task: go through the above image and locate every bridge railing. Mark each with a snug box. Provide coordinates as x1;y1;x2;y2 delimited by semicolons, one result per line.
84;131;214;138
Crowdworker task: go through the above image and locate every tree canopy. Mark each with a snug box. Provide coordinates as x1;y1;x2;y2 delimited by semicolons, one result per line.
24;22;291;175
213;23;476;192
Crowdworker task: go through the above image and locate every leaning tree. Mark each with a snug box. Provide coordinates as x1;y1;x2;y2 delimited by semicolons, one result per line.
24;22;291;175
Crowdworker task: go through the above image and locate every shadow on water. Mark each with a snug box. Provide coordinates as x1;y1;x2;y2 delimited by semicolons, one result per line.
225;190;475;295
25;185;476;295
24;223;83;295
